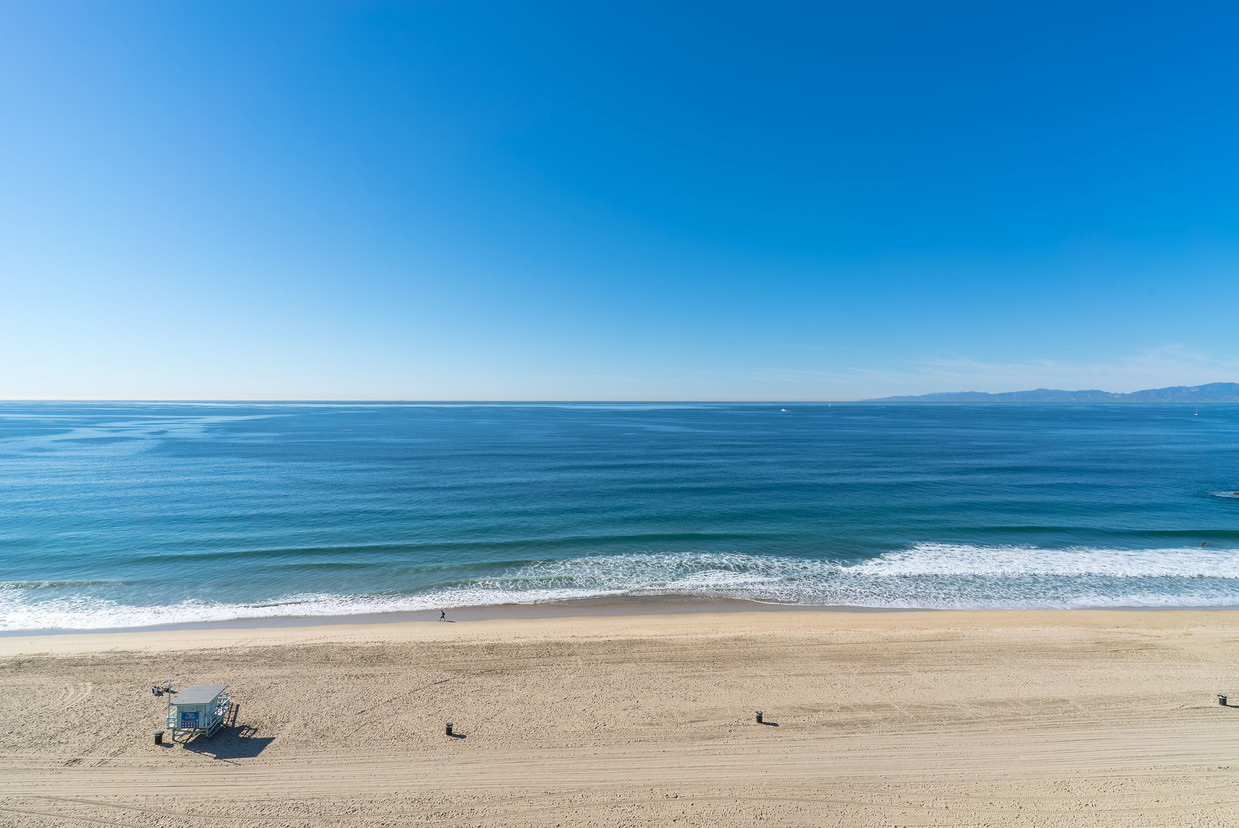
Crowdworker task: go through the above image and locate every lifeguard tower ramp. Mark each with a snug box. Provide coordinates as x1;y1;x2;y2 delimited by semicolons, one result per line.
167;684;231;740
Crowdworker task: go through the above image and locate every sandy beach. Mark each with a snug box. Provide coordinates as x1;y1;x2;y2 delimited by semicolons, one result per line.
3;609;1239;826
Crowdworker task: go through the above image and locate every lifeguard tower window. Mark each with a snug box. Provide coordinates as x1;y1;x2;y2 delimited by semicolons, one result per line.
167;684;231;740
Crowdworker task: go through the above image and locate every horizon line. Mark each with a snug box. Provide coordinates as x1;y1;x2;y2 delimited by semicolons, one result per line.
2;398;1236;405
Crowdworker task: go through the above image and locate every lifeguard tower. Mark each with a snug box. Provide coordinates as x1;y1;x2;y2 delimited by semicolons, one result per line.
166;684;231;740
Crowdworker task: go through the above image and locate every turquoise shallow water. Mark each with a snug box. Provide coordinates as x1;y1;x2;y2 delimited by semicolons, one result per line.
2;402;1238;630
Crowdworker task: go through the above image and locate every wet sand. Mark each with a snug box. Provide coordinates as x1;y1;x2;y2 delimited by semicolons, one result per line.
3;609;1239;826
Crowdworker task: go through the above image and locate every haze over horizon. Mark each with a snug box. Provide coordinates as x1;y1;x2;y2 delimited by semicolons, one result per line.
3;2;1238;401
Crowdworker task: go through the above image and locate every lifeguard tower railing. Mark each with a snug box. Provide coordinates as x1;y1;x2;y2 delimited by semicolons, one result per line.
166;684;231;740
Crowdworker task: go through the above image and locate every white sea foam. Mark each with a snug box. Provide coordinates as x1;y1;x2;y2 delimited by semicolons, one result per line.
0;588;619;632
5;543;1239;631
853;542;1239;579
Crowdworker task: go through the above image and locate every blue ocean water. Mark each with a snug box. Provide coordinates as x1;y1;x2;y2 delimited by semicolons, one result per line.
2;402;1238;630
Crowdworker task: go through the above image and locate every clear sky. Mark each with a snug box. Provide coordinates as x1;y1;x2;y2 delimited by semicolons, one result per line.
2;1;1237;400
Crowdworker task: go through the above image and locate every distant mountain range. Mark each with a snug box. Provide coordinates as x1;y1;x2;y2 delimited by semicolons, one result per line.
872;382;1239;403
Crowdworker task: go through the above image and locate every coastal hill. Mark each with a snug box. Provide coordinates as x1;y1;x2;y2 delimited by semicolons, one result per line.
873;382;1239;403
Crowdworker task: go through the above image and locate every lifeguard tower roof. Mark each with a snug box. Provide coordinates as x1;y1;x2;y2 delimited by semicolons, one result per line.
174;684;228;705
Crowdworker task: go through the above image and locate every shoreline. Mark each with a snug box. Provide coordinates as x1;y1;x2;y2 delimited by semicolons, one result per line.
3;593;1229;639
0;595;798;637
2;605;1235;657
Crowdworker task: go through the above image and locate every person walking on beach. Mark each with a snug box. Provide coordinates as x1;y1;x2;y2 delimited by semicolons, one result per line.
440;610;446;621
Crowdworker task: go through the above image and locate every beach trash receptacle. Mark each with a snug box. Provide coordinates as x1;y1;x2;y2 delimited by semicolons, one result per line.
154;730;164;745
445;722;453;736
1220;695;1228;706
755;710;763;724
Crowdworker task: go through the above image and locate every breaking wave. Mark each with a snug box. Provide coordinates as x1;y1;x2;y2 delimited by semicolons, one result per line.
5;542;1239;631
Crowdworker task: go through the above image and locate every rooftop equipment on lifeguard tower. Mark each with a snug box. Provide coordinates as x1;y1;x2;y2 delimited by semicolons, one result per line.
166;684;231;740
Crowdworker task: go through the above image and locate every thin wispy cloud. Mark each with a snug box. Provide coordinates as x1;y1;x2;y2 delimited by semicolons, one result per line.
913;347;1239;395
732;346;1239;400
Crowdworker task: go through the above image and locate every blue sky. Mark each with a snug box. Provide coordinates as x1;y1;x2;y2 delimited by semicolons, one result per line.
2;1;1237;400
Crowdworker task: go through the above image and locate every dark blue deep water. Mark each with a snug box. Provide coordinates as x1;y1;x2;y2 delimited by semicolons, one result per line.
2;402;1238;629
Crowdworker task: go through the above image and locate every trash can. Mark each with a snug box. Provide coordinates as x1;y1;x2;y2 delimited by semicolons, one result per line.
445;722;454;736
1219;695;1228;706
755;711;763;724
154;730;164;745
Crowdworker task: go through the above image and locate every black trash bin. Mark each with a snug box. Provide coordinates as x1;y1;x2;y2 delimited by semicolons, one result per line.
1220;695;1228;706
154;730;164;745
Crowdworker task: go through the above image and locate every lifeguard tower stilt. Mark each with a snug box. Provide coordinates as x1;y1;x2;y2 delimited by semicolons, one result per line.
166;685;231;741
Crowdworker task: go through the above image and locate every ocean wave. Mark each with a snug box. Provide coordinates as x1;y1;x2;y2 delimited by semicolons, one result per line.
0;580;124;590
5;544;1239;630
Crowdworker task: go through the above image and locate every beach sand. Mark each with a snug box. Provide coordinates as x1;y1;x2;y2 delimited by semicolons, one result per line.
2;609;1239;826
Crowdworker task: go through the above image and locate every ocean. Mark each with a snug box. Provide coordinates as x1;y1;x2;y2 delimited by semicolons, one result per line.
2;402;1238;631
